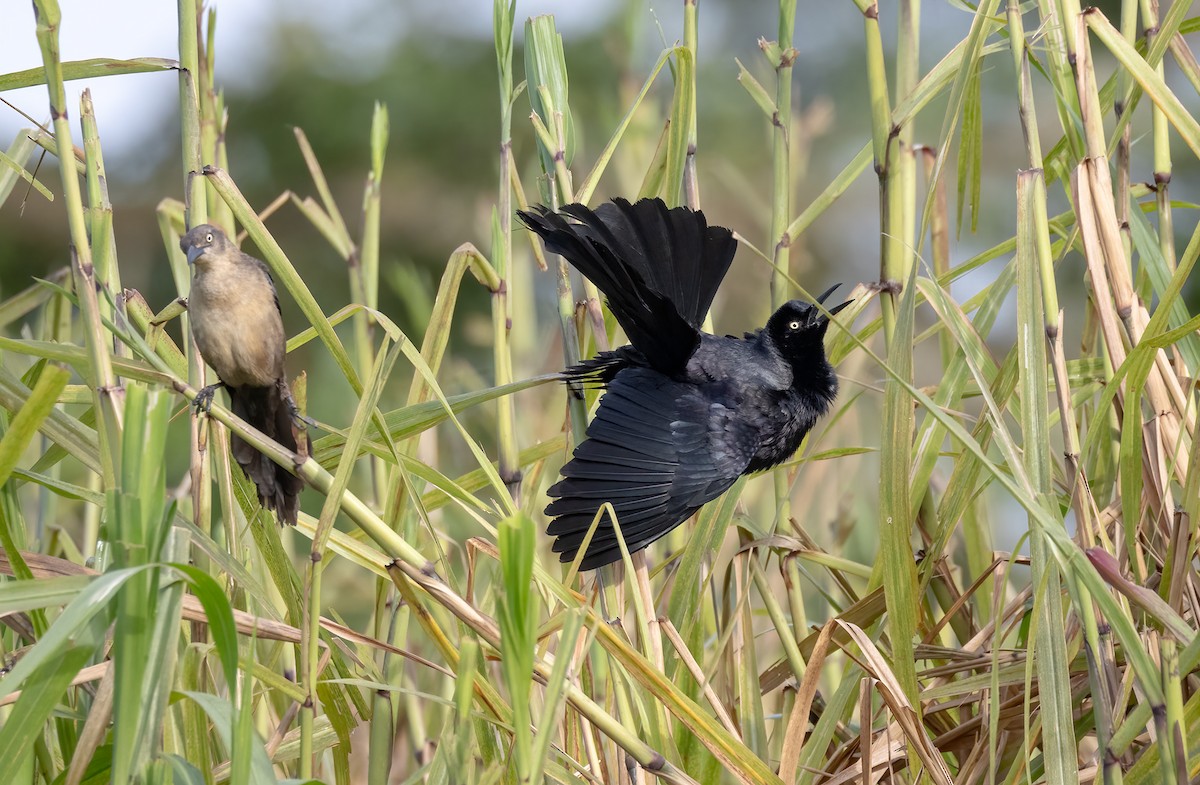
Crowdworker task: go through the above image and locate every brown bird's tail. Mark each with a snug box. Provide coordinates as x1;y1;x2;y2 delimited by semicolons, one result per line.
227;381;309;525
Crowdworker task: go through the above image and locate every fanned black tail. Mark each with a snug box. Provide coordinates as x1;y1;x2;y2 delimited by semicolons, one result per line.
227;382;308;525
518;197;737;376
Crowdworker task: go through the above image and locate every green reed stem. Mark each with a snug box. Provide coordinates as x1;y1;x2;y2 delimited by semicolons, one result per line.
682;0;699;209
769;0;796;525
32;0;120;486
494;0;521;499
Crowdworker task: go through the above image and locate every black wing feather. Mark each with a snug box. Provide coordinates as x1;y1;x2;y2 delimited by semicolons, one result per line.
544;368;756;570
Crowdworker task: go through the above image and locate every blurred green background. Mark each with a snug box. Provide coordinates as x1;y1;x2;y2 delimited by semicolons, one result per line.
6;0;1187;340
4;3;1200;780
1;0;1195;572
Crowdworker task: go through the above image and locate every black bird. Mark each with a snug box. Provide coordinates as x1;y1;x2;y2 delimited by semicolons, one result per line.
180;224;308;525
518;197;850;570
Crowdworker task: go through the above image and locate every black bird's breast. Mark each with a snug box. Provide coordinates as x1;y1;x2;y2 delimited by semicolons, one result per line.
684;332;836;474
741;388;824;473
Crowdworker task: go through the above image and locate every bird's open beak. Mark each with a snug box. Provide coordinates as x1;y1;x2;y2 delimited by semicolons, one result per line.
815;283;841;305
186;245;206;266
814;283;853;325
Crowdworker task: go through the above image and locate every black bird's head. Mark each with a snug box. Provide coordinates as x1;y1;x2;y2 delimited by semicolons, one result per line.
179;224;234;268
765;284;852;362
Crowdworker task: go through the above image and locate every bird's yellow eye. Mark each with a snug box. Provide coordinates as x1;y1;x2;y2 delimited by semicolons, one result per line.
205;233;213;243
788;320;801;330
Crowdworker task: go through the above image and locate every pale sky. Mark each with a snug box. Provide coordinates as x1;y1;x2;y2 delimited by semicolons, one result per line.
0;0;618;160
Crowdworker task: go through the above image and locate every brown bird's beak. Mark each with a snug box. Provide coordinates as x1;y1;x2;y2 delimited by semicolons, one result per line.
186;245;207;266
813;283;853;325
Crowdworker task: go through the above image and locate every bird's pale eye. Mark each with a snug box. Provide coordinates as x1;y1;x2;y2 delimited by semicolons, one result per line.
205;233;213;243
788;320;801;330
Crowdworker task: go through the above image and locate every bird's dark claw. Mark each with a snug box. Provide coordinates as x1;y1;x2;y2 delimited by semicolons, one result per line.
194;383;223;414
277;380;317;431
292;410;318;431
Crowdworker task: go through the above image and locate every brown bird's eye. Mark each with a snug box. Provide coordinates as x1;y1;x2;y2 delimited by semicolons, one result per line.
205;233;213;243
788;320;801;330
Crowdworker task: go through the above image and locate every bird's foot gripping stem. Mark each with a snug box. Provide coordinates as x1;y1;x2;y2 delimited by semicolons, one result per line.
292;409;318;431
277;379;317;431
194;382;225;414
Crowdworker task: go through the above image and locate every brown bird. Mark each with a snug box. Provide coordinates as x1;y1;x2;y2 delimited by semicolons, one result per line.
180;224;307;525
